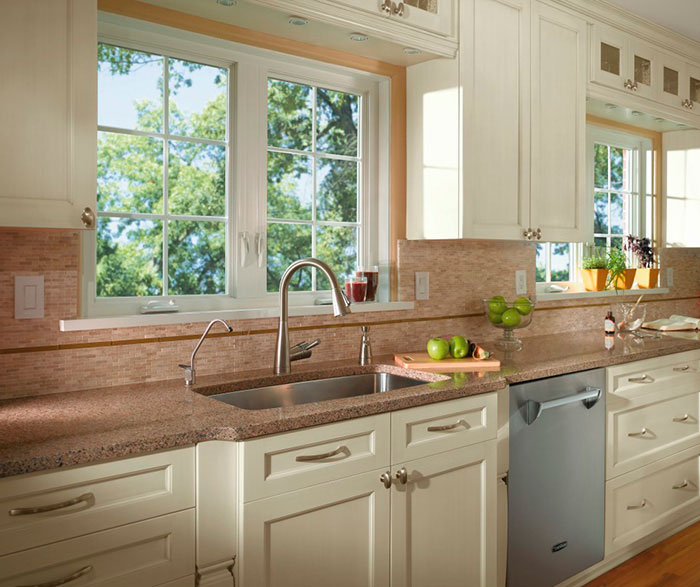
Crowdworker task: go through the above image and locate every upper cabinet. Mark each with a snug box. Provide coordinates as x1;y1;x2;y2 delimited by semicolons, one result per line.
248;0;457;57
0;0;97;230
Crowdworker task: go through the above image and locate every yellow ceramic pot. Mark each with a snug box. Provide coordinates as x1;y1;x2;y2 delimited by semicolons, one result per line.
636;268;660;289
581;268;608;291
610;268;637;290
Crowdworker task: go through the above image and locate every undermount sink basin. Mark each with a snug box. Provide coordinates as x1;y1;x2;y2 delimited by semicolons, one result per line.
208;372;427;410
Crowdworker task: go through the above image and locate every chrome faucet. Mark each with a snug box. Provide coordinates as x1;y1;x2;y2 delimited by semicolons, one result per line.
274;258;351;375
179;318;232;386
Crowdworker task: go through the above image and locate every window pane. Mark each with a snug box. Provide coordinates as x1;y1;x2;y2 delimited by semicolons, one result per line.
594;192;608;234
169;58;227;140
594;236;608;250
610;193;624;233
168;140;225;216
550;243;570;282
610;147;624;190
267;152;313;220
536;243;546;282
97;132;163;214
96;217;163;297
168;220;226;295
316;225;358;290
267;223;312;292
317;159;358;222
664;66;679;95
594;144;609;188
600;43;620;76
267;79;312;151
98;44;163;133
611;236;623;250
634;55;651;86
316;88;359;156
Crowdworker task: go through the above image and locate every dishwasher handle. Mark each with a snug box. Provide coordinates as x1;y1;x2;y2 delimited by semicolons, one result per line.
524;386;602;425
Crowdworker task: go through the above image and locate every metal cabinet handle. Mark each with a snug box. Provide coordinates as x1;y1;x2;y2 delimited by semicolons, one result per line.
80;207;95;228
295;445;347;462
627;499;647;510
380;0;393;13
524;386;601;425
673;414;690;423
393;1;404;16
523;228;533;240
673;480;690;490
9;493;93;516
395;467;408;485
380;471;392;489
427;420;469;432
628;374;654;383
628;428;649;438
16;565;93;587
623;78;638;91
674;365;690;372
534;228;542;240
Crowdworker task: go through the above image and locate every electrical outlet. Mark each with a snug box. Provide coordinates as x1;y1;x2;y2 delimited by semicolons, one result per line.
666;267;674;287
515;270;527;296
15;275;44;319
415;272;429;300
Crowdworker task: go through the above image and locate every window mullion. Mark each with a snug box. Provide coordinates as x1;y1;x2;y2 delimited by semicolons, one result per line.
162;56;170;297
311;86;318;291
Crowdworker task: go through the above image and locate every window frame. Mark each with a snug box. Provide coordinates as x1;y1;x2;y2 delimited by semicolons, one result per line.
84;15;388;318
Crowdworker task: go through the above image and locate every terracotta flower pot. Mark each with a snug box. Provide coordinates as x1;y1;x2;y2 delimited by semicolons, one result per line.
636;268;660;289
581;268;608;291
610;268;637;290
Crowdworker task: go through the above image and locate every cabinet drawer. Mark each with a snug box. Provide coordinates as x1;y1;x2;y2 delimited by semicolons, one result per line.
0;509;194;587
608;390;700;478
155;576;195;587
241;414;390;502
0;447;194;555
607;350;700;398
605;445;700;555
391;393;497;463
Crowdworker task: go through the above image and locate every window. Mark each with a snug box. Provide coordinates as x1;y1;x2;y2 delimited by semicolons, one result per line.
536;242;576;283
266;79;362;293
85;22;387;317
96;43;229;298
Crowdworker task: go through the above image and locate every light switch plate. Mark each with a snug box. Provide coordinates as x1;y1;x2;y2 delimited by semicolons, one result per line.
415;272;429;300
666;267;674;287
15;276;44;319
515;270;527;295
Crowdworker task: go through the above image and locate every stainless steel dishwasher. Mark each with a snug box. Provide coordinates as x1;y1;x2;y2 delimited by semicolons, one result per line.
507;368;605;587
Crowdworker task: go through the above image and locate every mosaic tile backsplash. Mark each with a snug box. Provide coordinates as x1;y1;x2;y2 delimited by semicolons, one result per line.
0;228;698;398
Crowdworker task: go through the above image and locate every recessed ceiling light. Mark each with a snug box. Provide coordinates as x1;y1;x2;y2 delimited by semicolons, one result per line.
655;117;665;123
349;33;369;42
403;47;421;55
631;110;643;117
605;103;617;110
216;0;237;6
288;16;309;26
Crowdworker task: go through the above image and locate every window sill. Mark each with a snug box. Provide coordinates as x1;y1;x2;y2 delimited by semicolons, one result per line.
59;301;415;332
536;287;669;302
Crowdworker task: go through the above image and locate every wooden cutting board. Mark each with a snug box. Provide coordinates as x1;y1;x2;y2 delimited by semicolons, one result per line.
394;352;501;372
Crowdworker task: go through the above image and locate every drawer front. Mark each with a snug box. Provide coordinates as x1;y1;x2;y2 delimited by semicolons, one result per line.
391;393;497;463
241;414;390;502
605;446;700;555
608;390;700;478
607;350;700;398
0;447;195;555
155;576;195;587
0;509;194;587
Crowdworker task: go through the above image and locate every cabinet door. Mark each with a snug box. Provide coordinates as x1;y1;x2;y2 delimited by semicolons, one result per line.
655;51;688;111
240;469;390;587
391;442;497;587
461;0;531;240
685;62;700;112
591;24;629;91
0;0;96;229
629;40;657;100
530;2;588;242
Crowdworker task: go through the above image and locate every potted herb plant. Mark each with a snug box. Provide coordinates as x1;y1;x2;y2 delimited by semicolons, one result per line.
580;251;608;291
625;235;659;289
607;247;636;291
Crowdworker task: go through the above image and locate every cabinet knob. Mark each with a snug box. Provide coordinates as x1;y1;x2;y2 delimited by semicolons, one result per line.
380;0;393;14
80;206;95;228
380;471;392;489
395;467;408;485
394;1;404;16
534;228;542;240
523;228;533;240
682;98;694;110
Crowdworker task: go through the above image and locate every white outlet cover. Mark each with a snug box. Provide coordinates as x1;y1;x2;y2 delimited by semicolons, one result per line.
415;272;429;300
15;275;44;319
666;267;674;287
515;270;527;295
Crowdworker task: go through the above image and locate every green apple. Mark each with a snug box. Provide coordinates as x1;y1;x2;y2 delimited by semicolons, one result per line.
449;336;469;358
427;337;450;360
501;308;522;327
488;295;508;315
488;310;503;324
514;296;533;315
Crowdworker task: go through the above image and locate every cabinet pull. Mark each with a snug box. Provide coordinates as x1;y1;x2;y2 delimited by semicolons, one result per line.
427;419;469;432
16;565;92;587
673;414;690;423
628;428;649;438
673;480;690;490
395;467;408;485
80;207;95;228
295;445;347;462
380;0;393;14
627;499;647;510
393;1;404;16
9;492;93;516
380;471;392;489
628;374;654;384
674;365;690;372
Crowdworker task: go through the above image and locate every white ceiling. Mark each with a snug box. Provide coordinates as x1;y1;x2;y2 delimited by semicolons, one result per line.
607;0;700;42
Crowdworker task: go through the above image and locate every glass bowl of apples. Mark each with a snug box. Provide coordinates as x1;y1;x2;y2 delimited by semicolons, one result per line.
482;296;535;351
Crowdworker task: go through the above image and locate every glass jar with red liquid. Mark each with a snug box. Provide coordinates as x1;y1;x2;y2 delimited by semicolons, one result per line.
344;275;367;303
356;265;379;302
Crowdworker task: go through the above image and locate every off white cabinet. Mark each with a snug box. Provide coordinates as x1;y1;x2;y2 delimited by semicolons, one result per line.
0;0;97;229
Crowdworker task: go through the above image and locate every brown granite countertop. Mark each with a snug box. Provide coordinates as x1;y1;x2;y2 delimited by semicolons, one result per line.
2;329;700;478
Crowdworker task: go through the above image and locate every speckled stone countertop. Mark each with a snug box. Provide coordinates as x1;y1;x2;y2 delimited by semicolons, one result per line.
2;329;700;478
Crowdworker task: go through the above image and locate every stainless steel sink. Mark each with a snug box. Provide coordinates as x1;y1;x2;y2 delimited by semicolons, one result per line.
208;372;427;410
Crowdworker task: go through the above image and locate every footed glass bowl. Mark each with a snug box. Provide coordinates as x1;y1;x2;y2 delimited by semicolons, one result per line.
483;297;535;351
